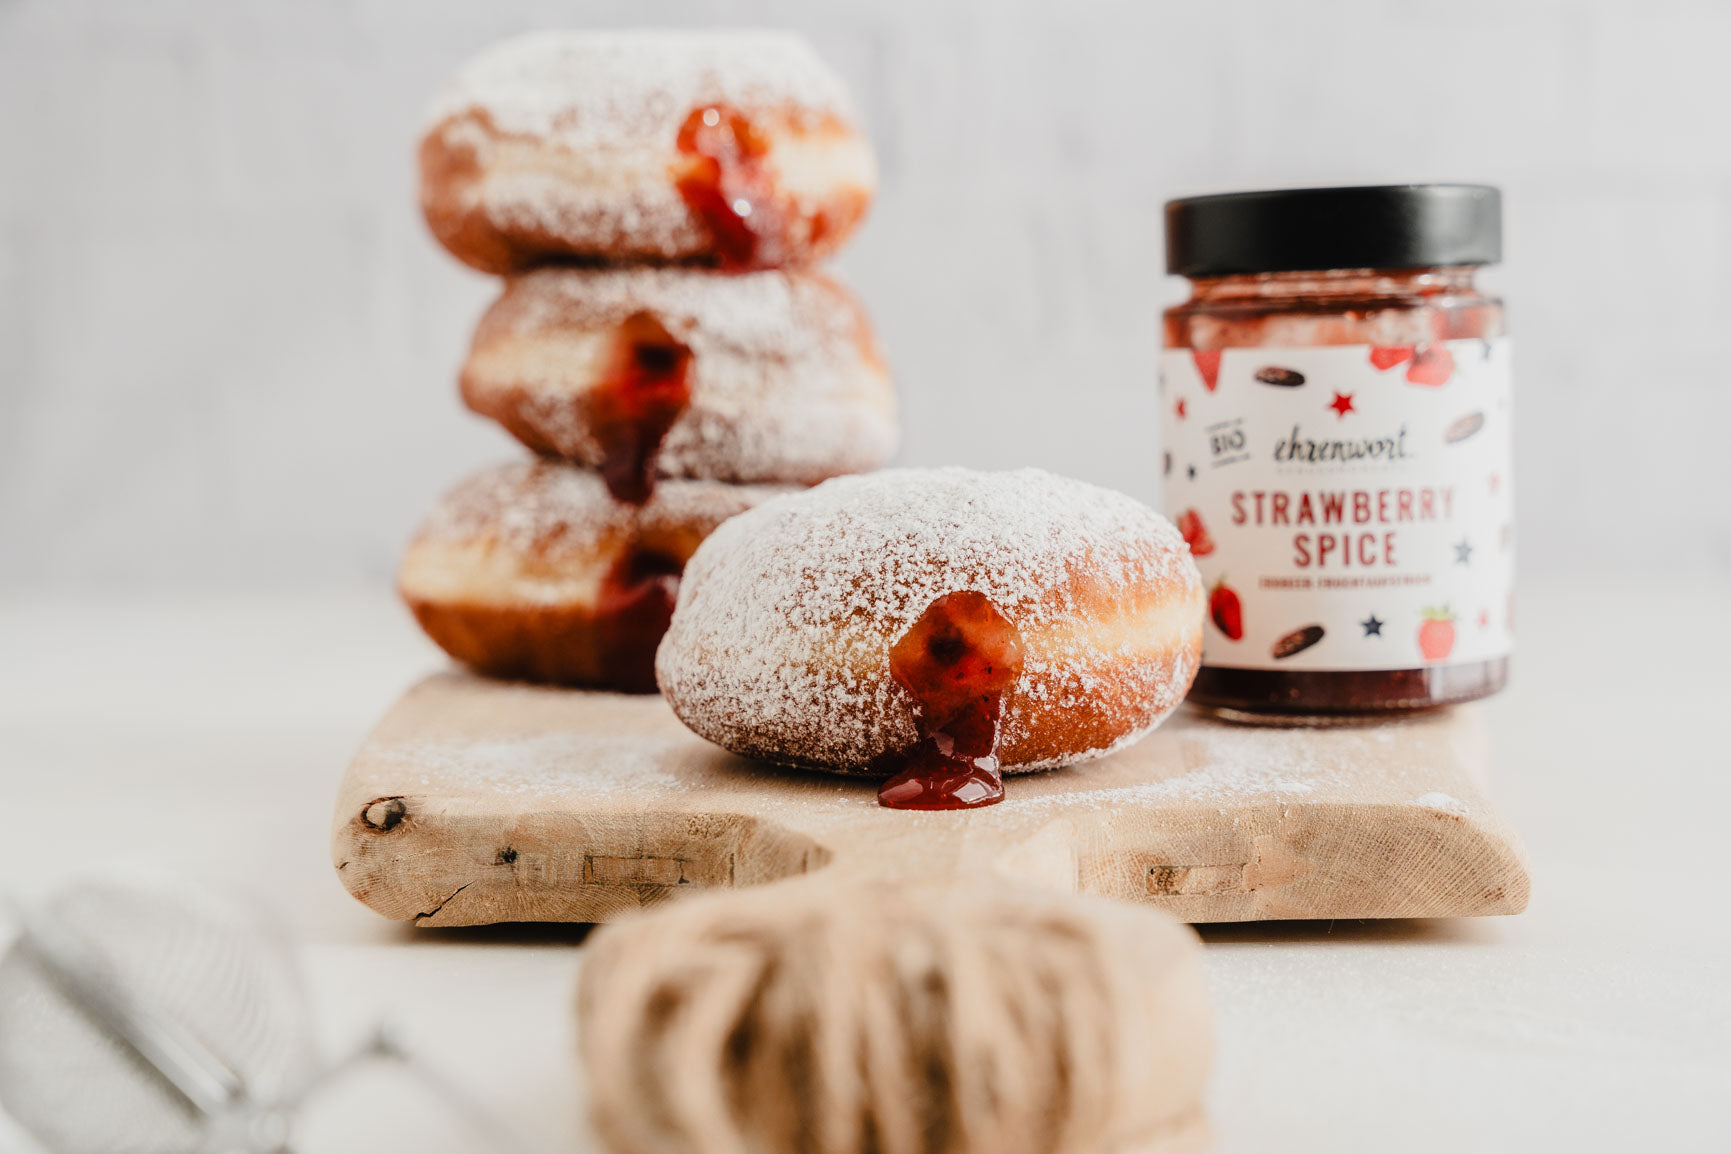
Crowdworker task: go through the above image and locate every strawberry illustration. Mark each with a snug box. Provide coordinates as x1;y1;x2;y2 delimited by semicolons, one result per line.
1417;607;1455;662
1370;345;1413;371
1193;349;1221;392
1209;579;1243;641
1405;345;1455;386
1177;508;1215;556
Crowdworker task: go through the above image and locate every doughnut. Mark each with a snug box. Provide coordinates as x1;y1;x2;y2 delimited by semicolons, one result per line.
420;30;877;273
656;467;1205;808
460;266;896;501
399;460;793;692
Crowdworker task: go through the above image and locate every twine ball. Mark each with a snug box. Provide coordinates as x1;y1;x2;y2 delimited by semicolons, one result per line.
577;875;1212;1154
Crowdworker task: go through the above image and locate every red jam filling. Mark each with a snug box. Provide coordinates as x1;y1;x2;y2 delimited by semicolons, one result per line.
875;592;1025;811
590;311;692;506
594;545;684;694
675;104;785;269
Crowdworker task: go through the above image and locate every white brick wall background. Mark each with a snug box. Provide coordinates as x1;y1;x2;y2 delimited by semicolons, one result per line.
2;0;1728;589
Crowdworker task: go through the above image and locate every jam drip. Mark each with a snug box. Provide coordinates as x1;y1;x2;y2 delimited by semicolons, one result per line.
590;311;693;506
676;104;785;269
876;592;1026;811
595;545;684;694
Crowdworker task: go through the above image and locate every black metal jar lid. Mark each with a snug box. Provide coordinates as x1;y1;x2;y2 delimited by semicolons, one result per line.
1165;184;1501;278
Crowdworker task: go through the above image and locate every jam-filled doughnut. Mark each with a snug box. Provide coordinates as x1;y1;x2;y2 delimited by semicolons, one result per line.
400;460;792;693
461;266;896;501
656;468;1205;808
420;30;877;273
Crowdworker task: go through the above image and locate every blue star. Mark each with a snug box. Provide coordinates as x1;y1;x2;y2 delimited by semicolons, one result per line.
1361;614;1384;637
1454;539;1474;565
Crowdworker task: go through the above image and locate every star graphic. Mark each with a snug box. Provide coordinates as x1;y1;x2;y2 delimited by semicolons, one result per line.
1186;464;1197;481
1454;539;1474;565
1328;391;1355;418
1360;613;1384;637
1488;472;1500;494
1478;609;1491;629
1175;398;1188;419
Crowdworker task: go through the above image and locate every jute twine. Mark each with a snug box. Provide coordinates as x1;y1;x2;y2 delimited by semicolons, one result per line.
577;875;1211;1154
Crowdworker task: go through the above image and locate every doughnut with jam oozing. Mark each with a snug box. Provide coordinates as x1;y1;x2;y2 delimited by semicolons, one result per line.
398;461;793;692
461;266;896;491
419;30;876;273
656;468;1205;777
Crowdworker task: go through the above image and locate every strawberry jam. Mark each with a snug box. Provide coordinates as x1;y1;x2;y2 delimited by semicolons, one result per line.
675;104;785;269
876;592;1025;811
589;311;692;506
593;545;684;694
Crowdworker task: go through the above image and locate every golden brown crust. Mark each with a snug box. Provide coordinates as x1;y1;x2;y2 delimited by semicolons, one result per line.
417;122;522;276
405;597;624;688
399;461;795;692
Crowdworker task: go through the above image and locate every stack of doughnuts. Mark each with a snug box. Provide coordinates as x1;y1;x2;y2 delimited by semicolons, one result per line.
400;30;893;692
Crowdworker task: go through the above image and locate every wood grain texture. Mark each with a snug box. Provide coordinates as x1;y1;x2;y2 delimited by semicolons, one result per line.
331;672;1530;926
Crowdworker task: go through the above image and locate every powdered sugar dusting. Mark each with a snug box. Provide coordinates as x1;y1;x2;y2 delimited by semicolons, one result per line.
469;267;896;484
1414;791;1471;816
1018;722;1339;809
428;29;859;150
487;266;868;361
657;467;1202;772
377;733;687;798
419;30;875;271
412;459;795;556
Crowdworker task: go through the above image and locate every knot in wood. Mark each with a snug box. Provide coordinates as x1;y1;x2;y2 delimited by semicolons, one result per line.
361;797;408;831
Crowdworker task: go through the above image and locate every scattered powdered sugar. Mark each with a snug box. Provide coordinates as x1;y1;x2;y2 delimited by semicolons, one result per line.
657;467;1201;771
468;267;896;485
1033;773;1316;812
484;265;869;364
1413;791;1471;816
427;29;860;149
377;732;688;798
1017;722;1338;810
412;459;795;555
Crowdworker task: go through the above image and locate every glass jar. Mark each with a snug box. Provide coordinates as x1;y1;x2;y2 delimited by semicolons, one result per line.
1161;185;1511;718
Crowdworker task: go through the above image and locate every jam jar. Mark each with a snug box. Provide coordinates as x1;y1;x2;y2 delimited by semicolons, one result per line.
1161;184;1511;718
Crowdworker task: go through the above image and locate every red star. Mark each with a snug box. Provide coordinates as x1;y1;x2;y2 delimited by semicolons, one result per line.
1328;391;1355;418
1478;609;1491;629
1175;398;1188;419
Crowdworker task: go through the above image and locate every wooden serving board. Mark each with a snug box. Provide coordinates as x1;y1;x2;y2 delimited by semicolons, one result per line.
332;672;1529;926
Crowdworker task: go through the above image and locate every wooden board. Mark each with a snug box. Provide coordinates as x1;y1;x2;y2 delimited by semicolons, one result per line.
332;672;1530;926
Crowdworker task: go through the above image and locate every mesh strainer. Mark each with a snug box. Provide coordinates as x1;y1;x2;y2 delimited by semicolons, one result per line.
0;874;539;1154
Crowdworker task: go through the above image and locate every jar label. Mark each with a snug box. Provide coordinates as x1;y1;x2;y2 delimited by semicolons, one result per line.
1161;340;1513;672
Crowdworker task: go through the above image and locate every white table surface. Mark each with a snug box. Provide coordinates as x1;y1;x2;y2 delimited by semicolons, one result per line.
1;583;1727;1152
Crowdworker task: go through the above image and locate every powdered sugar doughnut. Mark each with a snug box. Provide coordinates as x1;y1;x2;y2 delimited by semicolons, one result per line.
400;460;793;693
420;30;877;273
656;468;1205;792
461;266;896;496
